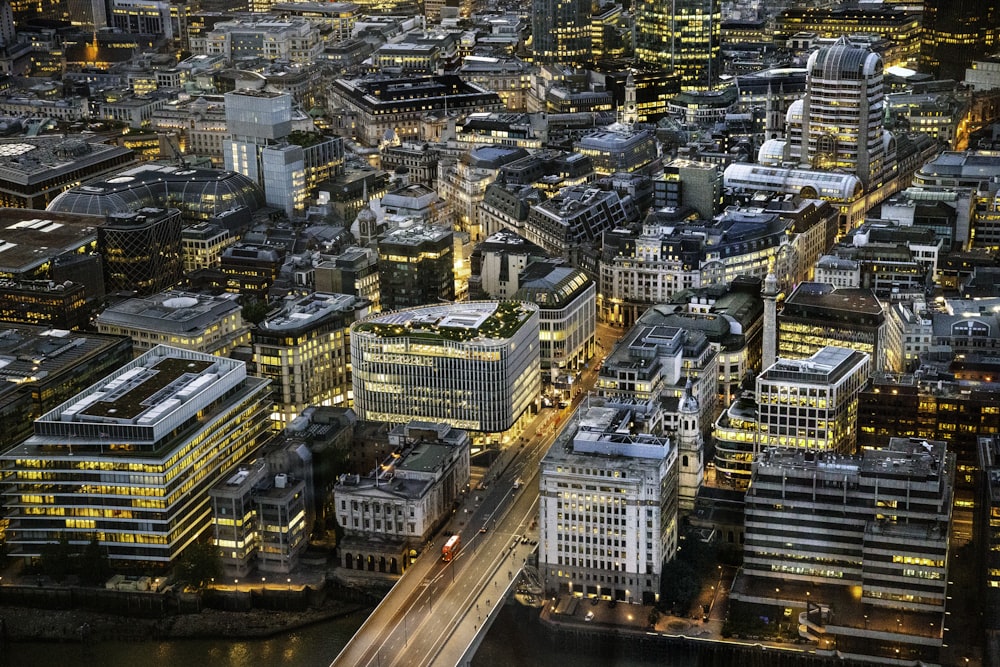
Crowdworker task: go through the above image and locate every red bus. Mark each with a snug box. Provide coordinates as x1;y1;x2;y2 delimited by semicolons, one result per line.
442;534;460;561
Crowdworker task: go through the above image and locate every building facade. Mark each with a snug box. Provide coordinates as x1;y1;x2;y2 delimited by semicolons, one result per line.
539;404;678;604
351;302;540;437
253;292;370;425
0;346;272;564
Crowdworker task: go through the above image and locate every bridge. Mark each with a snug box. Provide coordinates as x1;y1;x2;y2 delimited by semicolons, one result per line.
331;323;616;667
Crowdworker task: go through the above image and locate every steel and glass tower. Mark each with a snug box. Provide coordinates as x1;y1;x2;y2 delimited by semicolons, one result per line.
635;0;721;91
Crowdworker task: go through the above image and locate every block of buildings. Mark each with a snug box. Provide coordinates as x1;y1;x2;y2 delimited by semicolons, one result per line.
538;403;678;604
0;345;272;564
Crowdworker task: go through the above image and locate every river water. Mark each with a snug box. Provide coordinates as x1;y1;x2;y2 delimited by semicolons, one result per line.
1;604;689;667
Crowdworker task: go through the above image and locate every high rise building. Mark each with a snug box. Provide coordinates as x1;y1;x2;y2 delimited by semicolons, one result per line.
921;0;1000;80
351;301;540;438
539;403;678;604
634;0;721;91
531;0;591;66
99;207;183;296
797;38;889;192
0;346;272;565
756;346;870;454
253;292;370;425
223;90;344;217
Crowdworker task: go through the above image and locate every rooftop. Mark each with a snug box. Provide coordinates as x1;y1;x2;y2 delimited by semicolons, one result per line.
0;208;104;274
354;301;536;343
96;291;242;334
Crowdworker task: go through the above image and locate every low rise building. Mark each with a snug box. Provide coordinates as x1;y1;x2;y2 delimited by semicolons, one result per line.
96;291;249;357
334;421;470;577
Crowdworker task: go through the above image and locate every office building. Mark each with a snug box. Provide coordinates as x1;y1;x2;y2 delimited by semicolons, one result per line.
735;438;953;665
0;324;133;452
334;421;470;577
512;260;596;382
654;159;721;219
774;8;922;67
210;460;309;576
377;222;454;312
223;90;345;217
253;292;370;426
327;76;504;147
96;290;249;357
48;163;265;226
0;135;135;209
314;246;381;312
191;17;323;64
978;434;1000;649
531;0;590;66
99;208;183;296
0;279;89;331
779;283;889;373
523;185;636;260
436;145;528;244
351;301;540;438
181;223;234;274
635;0;720;91
756;346;870;454
921;0;999;79
600;199;835;327
219;243;286;303
573;127;657;176
596;309;718;440
0;346;272;564
539;403;678;604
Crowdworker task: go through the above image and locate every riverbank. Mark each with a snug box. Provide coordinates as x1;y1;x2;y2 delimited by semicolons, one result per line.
0;599;372;643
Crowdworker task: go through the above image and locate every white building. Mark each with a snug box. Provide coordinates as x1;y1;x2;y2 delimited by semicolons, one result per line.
539;403;678;604
334;421;470;576
351;301;540;438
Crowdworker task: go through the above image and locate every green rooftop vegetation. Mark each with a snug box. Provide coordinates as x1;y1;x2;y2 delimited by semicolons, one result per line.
357;301;532;342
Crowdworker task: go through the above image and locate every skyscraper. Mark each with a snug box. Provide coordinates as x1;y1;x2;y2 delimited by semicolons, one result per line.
798;38;889;191
531;0;591;66
635;0;721;91
921;0;1000;80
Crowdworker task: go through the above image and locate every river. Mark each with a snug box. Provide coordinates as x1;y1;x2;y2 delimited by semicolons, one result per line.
0;604;692;667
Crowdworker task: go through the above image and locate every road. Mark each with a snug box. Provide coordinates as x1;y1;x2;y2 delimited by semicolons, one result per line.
331;323;616;667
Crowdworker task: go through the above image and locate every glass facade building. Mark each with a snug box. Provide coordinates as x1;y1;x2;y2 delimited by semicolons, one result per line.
0;346;272;565
351;301;540;434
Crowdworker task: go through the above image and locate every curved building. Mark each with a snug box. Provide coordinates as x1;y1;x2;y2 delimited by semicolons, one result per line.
351;301;540;436
47;164;265;224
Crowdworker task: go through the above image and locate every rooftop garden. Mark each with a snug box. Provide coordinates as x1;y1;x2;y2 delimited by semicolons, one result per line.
357;301;532;342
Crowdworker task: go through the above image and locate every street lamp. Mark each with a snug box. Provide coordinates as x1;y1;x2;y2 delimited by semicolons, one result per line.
287;578;291;591
234;578;239;591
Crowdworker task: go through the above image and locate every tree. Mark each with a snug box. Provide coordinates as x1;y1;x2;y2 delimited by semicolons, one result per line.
79;535;110;585
39;535;73;581
175;540;222;589
242;298;270;325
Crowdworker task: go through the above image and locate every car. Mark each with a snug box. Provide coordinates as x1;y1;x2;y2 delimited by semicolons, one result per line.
590;597;599;606
479;526;488;533
584;611;594;622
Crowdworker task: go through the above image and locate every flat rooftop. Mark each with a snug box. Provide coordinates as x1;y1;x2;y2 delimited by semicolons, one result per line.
0;208;103;273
